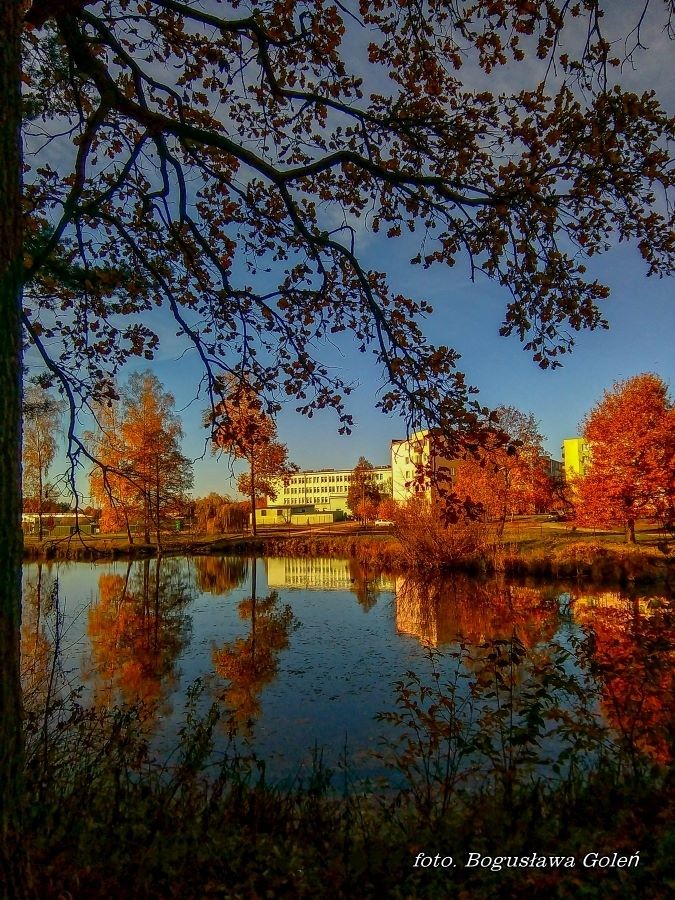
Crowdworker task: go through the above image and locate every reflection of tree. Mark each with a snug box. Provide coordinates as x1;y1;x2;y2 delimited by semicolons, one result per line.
87;559;193;711
348;559;381;612
575;594;674;765
21;564;59;711
213;562;298;734
395;575;558;649
193;556;248;596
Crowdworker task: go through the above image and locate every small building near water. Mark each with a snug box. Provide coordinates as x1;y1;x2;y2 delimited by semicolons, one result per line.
22;512;98;537
252;504;344;528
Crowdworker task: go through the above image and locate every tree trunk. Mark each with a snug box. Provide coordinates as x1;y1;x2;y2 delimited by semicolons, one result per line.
144;487;150;544
250;456;257;537
155;455;162;555
124;508;133;544
37;458;43;541
626;519;636;544
0;3;31;893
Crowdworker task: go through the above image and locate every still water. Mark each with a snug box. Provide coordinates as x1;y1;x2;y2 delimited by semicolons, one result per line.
21;555;672;781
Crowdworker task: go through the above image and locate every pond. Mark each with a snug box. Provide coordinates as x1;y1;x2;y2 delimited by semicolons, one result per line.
21;555;673;783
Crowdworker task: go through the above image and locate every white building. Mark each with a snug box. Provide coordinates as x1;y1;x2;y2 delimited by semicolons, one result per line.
268;464;392;515
390;430;460;503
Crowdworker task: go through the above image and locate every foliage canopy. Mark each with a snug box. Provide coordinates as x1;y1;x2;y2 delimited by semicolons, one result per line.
20;0;675;452
453;406;553;534
209;376;296;532
347;455;384;521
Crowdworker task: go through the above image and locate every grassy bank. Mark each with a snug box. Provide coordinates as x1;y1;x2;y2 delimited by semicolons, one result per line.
245;530;674;586
23;520;673;586
21;531;261;562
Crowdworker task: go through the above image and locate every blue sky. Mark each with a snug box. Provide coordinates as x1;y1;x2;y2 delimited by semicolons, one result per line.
124;232;672;500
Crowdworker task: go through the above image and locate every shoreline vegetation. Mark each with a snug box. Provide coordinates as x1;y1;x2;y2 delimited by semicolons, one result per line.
25;629;675;899
23;518;673;586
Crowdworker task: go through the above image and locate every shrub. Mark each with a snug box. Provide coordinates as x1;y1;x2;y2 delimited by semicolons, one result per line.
394;498;489;570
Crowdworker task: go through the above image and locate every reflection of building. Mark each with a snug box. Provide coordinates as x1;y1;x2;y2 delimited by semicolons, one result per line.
266;557;394;592
394;576;557;648
391;430;459;503
267;557;352;590
573;591;652;619
269;465;392;516
395;576;440;645
562;437;589;479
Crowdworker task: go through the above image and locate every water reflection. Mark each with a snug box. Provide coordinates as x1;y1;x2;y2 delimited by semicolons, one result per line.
21;563;60;711
574;590;673;765
265;556;394;594
266;555;393;613
213;560;299;733
85;558;193;711
394;575;559;648
19;557;673;776
193;555;248;595
394;576;674;767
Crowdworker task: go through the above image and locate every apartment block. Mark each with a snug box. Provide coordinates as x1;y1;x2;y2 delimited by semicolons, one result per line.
269;464;392;515
391;430;460;503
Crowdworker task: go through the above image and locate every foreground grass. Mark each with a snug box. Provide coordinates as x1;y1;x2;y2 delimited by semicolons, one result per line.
24;626;675;899
26;747;674;899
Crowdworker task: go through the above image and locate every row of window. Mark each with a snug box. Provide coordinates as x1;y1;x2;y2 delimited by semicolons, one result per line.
403;467;456;480
286;471;389;485
284;486;339;495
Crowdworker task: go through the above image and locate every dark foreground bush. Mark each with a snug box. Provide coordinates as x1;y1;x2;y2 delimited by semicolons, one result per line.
24;637;674;899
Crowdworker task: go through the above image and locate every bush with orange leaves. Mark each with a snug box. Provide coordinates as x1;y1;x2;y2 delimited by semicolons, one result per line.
393;498;489;570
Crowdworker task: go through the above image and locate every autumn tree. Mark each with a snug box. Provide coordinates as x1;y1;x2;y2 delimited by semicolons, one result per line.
209;378;296;536
87;390;137;539
347;457;383;522
376;496;399;524
453;406;552;537
22;385;63;538
576;374;675;542
192;494;247;535
88;372;193;548
3;0;675;887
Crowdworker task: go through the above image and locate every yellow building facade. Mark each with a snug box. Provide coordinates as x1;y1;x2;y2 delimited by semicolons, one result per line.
562;437;589;479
